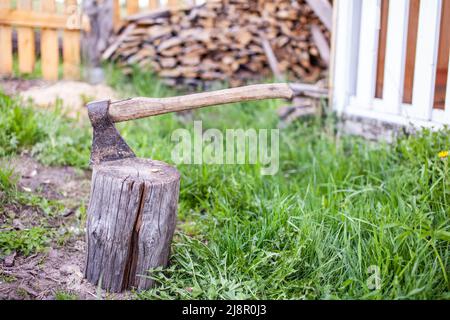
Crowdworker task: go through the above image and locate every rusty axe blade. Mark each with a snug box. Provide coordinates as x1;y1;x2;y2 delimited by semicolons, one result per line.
87;100;136;165
87;83;294;165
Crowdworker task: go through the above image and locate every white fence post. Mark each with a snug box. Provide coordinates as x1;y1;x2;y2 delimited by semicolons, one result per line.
355;0;381;108
332;0;362;114
410;0;442;120
380;0;409;115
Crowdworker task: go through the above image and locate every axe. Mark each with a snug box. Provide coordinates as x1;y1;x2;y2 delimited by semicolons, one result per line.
87;83;293;165
84;83;293;292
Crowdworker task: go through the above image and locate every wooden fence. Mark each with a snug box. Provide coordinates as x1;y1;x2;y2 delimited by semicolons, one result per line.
113;0;198;29
333;0;450;127
0;0;86;80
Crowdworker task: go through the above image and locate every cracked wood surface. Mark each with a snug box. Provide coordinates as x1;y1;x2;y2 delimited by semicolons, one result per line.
84;158;180;292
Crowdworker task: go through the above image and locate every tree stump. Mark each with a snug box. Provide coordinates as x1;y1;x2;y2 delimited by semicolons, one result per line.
84;158;180;292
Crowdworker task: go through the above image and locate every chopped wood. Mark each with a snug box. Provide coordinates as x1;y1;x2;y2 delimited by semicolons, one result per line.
102;23;136;60
311;24;330;65
305;0;333;31
261;36;283;81
84;158;180;292
288;82;328;98
103;0;331;89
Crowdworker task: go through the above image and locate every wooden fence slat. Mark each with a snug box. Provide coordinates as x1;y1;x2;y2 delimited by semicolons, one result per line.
127;0;139;15
17;0;35;74
168;0;178;8
0;10;85;29
113;0;121;30
0;0;13;76
149;0;160;10
411;0;442;120
380;0;409;114
356;0;381;108
63;0;80;79
41;0;58;80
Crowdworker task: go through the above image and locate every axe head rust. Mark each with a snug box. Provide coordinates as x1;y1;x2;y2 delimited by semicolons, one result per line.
87;100;136;165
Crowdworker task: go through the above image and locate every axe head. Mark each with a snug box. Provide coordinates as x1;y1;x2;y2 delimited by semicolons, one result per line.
87;100;136;165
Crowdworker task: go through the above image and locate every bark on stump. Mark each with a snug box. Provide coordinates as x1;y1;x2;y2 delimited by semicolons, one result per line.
84;158;180;292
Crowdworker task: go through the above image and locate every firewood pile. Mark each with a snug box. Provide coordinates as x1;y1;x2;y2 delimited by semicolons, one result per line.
103;0;332;89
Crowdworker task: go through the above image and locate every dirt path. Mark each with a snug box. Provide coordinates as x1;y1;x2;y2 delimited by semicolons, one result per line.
0;156;130;300
0;78;119;120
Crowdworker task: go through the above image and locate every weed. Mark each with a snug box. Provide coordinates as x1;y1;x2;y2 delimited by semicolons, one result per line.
0;227;50;256
0;92;45;156
54;290;78;300
0;273;17;283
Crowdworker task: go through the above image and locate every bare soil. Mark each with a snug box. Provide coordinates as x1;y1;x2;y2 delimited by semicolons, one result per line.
0;156;130;300
0;79;130;299
1;77;119;120
0;78;47;96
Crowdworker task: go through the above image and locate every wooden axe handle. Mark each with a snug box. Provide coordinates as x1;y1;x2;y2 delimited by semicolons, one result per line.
108;83;293;123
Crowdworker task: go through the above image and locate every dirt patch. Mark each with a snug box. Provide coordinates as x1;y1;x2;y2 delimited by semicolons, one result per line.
0;78;119;120
6;155;91;205
0;242;131;300
0;78;47;96
0;156;131;300
19;81;119;119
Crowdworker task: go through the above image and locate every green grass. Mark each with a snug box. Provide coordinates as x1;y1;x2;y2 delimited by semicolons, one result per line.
11;54;43;80
0;91;45;156
0;164;63;257
54;291;79;300
1;65;449;299
0;90;91;167
0;227;49;256
133;123;450;300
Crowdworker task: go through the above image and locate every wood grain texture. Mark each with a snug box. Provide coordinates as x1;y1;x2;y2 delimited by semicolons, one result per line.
85;158;180;292
109;83;294;122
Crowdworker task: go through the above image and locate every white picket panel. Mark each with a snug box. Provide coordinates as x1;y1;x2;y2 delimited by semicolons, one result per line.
410;0;442;120
355;0;381;108
332;0;449;128
332;0;362;114
379;0;409;115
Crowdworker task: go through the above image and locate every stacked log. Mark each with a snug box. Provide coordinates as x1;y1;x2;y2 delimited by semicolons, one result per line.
103;0;331;89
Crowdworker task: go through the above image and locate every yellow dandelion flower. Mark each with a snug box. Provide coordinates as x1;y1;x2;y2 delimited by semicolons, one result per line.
438;150;449;159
